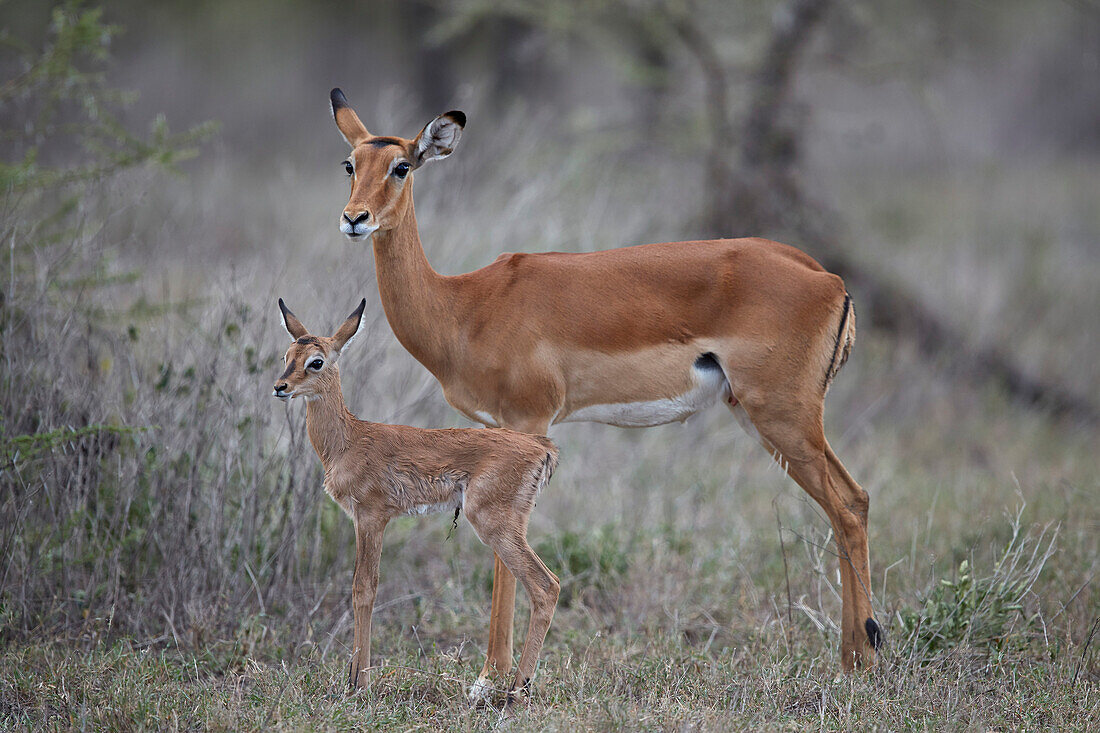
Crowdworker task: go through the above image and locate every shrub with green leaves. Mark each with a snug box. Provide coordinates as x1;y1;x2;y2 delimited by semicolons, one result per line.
895;509;1056;657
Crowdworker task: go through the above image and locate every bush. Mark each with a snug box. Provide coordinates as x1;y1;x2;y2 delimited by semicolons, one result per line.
895;506;1057;657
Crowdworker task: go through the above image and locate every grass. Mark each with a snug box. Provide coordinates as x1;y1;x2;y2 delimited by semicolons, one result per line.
2;568;1096;731
2;443;1097;730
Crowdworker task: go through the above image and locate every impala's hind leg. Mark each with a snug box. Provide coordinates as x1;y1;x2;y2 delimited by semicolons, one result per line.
465;484;559;706
469;416;551;702
730;397;878;669
486;520;559;706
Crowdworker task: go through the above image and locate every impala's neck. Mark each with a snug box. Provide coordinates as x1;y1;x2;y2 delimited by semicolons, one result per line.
370;196;455;377
304;367;356;469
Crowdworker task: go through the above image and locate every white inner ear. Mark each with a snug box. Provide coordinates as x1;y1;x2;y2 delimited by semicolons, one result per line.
338;315;366;354
279;310;296;340
417;117;460;161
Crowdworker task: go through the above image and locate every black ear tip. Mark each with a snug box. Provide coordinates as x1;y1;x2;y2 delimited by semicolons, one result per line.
446;110;466;128
278;297;286;310
358;297;367;311
330;88;348;109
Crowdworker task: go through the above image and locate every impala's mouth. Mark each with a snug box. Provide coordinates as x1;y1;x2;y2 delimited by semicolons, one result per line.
273;389;293;402
339;219;378;241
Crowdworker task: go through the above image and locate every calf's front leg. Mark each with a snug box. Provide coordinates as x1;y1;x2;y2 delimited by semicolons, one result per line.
349;512;387;693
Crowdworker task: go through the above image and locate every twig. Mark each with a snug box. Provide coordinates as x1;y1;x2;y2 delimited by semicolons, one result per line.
1071;614;1100;688
260;662;295;730
774;502;794;637
243;559;267;616
1052;572;1094;621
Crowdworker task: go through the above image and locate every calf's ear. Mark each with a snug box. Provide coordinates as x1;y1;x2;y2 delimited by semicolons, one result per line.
332;298;367;353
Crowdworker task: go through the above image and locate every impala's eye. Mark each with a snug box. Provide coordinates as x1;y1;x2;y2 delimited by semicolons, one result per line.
343;161;354;176
308;359;324;371
392;161;410;179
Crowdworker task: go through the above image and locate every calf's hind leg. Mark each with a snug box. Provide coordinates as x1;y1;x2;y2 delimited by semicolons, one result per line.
470;416;552;701
466;505;560;705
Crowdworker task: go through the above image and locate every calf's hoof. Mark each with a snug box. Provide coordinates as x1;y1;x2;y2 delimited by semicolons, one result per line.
468;674;494;704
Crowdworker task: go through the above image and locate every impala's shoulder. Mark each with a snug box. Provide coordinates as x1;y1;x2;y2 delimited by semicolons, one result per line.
484;250;577;269
739;236;827;268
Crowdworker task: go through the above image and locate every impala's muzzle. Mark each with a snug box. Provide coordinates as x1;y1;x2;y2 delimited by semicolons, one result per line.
273;360;295;401
340;211;377;240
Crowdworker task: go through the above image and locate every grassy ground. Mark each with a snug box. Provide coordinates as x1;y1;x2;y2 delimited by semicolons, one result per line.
3;378;1097;729
3;622;1096;731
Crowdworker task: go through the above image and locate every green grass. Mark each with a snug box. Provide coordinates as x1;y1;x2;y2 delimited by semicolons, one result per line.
3;444;1097;730
3;614;1096;731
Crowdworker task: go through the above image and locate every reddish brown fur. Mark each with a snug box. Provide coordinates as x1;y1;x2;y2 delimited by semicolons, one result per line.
273;299;559;702
329;90;878;682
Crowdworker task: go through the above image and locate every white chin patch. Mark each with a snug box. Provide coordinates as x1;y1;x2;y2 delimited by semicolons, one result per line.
340;219;378;240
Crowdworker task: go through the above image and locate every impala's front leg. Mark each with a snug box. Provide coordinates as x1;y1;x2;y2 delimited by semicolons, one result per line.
349;511;387;693
470;554;516;699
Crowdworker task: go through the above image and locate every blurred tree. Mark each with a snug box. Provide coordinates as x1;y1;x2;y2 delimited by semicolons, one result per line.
0;1;212;193
1;0;213;453
397;1;458;113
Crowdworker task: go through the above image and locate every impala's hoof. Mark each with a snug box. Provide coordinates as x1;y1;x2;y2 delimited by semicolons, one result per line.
505;676;531;711
506;690;529;709
468;674;493;704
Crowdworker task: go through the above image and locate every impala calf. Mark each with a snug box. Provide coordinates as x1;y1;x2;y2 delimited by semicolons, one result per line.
328;88;881;687
272;298;560;703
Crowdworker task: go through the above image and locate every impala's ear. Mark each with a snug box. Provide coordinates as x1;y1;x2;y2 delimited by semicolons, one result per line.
330;88;370;147
411;111;465;168
332;298;367;354
278;298;309;340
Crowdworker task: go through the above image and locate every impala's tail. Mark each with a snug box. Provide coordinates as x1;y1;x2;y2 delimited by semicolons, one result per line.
534;439;559;496
824;292;855;392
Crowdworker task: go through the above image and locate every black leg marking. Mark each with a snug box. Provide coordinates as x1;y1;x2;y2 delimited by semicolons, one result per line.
865;617;884;650
506;677;532;705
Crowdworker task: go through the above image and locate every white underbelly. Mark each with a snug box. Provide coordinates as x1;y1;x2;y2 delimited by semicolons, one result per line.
559;364;730;428
404;497;463;517
472;410;500;428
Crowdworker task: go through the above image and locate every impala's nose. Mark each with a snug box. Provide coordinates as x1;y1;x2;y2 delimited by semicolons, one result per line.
273;383;289;399
340;210;375;239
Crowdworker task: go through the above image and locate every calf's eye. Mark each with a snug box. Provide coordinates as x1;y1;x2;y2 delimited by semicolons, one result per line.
393;162;410;179
309;359;324;371
343;161;354;176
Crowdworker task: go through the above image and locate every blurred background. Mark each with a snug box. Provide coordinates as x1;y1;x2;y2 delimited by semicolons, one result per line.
1;0;1097;726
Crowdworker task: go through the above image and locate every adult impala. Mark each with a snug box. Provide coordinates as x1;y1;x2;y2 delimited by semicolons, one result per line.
328;88;881;694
